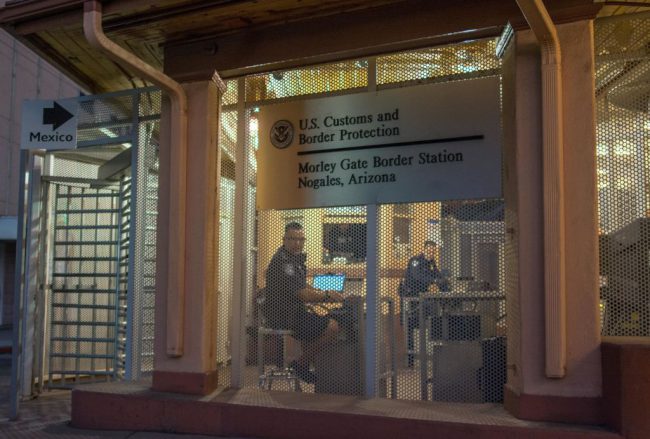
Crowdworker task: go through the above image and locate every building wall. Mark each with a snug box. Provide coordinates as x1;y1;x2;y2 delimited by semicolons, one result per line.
0;29;81;217
0;27;80;325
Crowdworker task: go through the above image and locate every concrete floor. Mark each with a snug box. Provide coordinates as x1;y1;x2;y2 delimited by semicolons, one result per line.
0;331;253;439
0;323;622;439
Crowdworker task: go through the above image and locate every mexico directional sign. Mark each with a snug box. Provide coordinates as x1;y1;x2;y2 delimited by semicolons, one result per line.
21;98;78;150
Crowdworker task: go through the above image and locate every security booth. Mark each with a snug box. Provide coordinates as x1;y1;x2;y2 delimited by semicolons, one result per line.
6;0;649;438
247;71;504;403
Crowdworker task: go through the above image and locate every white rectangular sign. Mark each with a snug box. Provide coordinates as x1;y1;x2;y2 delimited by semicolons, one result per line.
21;98;78;150
257;77;501;210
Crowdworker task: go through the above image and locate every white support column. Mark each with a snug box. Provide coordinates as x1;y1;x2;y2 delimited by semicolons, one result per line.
503;20;602;423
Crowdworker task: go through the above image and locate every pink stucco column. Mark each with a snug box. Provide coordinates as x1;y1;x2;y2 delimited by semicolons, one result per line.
502;20;602;423
153;74;225;394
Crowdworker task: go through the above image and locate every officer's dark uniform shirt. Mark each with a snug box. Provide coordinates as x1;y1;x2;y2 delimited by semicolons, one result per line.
401;253;442;297
263;246;308;330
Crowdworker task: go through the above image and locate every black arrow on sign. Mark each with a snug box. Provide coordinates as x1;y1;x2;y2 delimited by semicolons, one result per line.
42;102;74;130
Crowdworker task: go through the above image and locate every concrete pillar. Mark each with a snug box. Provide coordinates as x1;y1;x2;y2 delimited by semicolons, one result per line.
153;74;225;395
503;20;602;423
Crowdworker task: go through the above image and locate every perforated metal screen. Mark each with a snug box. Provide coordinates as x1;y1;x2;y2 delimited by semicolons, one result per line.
596;13;650;337
219;38;507;404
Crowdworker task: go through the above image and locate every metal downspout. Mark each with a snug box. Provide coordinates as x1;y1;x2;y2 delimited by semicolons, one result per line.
516;0;566;378
83;0;187;357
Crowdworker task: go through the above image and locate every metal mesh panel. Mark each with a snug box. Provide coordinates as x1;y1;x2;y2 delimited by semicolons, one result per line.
77;95;135;145
222;79;238;106
125;89;161;377
247;201;505;402
139;141;158;375
251;208;367;394
595;13;650;337
245;61;367;103
130;115;160;376
217;109;238;384
221;110;238;166
389;201;506;402
377;39;500;86
223;37;506;404
50;157;99;179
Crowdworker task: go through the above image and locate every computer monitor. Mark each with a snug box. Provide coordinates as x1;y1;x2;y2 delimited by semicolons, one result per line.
323;223;367;262
312;273;346;292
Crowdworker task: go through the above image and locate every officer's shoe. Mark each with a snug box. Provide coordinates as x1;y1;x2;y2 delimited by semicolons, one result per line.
289;360;317;384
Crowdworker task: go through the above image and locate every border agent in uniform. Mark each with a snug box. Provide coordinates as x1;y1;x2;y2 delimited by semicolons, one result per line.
262;222;344;383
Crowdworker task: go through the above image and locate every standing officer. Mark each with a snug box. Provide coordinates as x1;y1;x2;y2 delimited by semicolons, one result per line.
262;222;344;383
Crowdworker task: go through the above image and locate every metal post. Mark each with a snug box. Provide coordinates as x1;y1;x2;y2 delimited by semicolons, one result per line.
364;203;378;398
379;297;397;399
10;151;30;420
34;169;51;393
419;293;428;400
231;78;250;387
363;58;379;399
126;90;144;380
20;153;43;397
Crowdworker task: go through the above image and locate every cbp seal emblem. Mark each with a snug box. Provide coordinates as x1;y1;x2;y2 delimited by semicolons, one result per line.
270;120;294;149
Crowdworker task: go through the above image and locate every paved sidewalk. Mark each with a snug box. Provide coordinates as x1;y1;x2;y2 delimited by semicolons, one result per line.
0;354;254;439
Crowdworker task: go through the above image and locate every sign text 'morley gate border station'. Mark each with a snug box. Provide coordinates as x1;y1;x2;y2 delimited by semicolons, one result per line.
257;77;502;211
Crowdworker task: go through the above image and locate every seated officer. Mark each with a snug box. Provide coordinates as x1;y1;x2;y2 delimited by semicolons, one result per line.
399;241;449;367
262;222;344;383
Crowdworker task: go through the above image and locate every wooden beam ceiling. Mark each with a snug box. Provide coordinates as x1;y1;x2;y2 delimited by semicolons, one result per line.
0;0;600;92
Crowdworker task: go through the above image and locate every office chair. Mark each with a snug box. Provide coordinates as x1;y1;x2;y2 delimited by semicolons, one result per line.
256;295;301;391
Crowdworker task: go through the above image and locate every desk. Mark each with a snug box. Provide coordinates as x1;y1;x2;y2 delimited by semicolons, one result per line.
313;297;397;398
417;291;505;401
313;297;364;396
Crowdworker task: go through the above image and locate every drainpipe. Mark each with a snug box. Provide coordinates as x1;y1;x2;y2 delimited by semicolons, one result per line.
83;0;187;357
515;0;566;378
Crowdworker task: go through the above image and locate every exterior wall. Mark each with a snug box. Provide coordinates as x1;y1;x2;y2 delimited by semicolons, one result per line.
503;20;602;423
0;29;80;217
0;28;80;326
